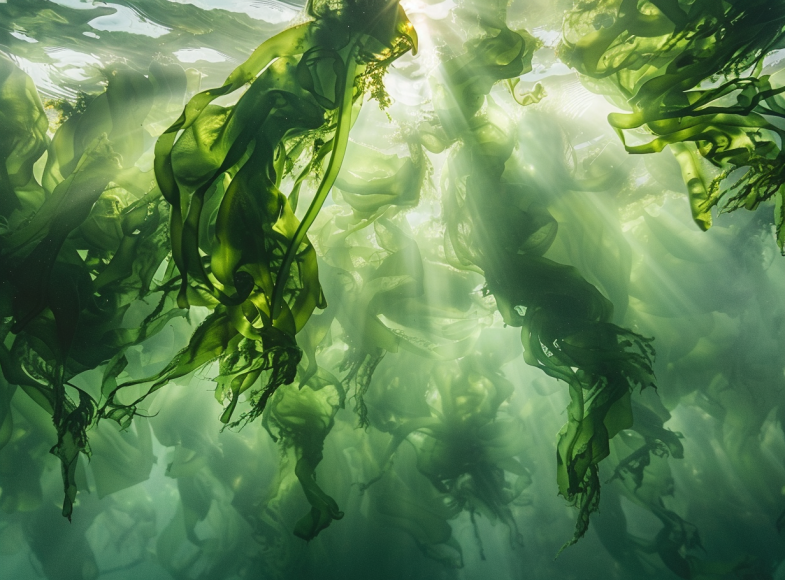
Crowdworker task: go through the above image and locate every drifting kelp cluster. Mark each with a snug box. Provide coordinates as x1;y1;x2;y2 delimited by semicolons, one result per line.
0;55;186;519
0;0;785;579
432;3;655;547
562;0;785;244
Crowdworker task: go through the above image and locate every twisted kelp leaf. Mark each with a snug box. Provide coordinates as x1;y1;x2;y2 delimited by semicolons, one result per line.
100;0;418;432
146;371;346;575
0;59;187;519
269;2;417;319
265;368;345;540
561;0;785;247
429;10;655;546
431;24;538;136
87;419;154;499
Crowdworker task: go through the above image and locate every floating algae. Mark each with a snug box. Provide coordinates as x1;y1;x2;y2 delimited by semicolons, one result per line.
0;1;784;579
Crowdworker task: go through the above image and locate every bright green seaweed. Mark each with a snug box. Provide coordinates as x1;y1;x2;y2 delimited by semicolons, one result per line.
0;1;784;579
562;0;785;244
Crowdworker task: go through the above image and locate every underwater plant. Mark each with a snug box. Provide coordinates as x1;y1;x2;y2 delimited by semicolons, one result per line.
562;0;785;244
0;1;784;579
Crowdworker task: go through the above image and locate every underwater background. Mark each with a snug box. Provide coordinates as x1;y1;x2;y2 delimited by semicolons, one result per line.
1;1;785;579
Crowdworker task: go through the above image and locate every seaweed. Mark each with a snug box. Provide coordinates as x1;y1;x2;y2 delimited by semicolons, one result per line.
0;0;418;540
562;0;785;248
0;56;187;518
429;4;655;546
0;1;784;578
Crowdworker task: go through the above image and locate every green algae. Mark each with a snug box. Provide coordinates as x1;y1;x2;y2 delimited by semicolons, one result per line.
0;1;784;579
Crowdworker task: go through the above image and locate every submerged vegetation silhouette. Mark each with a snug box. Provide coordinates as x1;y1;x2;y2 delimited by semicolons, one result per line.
0;0;784;579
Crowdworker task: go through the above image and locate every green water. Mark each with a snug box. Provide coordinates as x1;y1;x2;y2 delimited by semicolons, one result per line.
0;1;784;579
